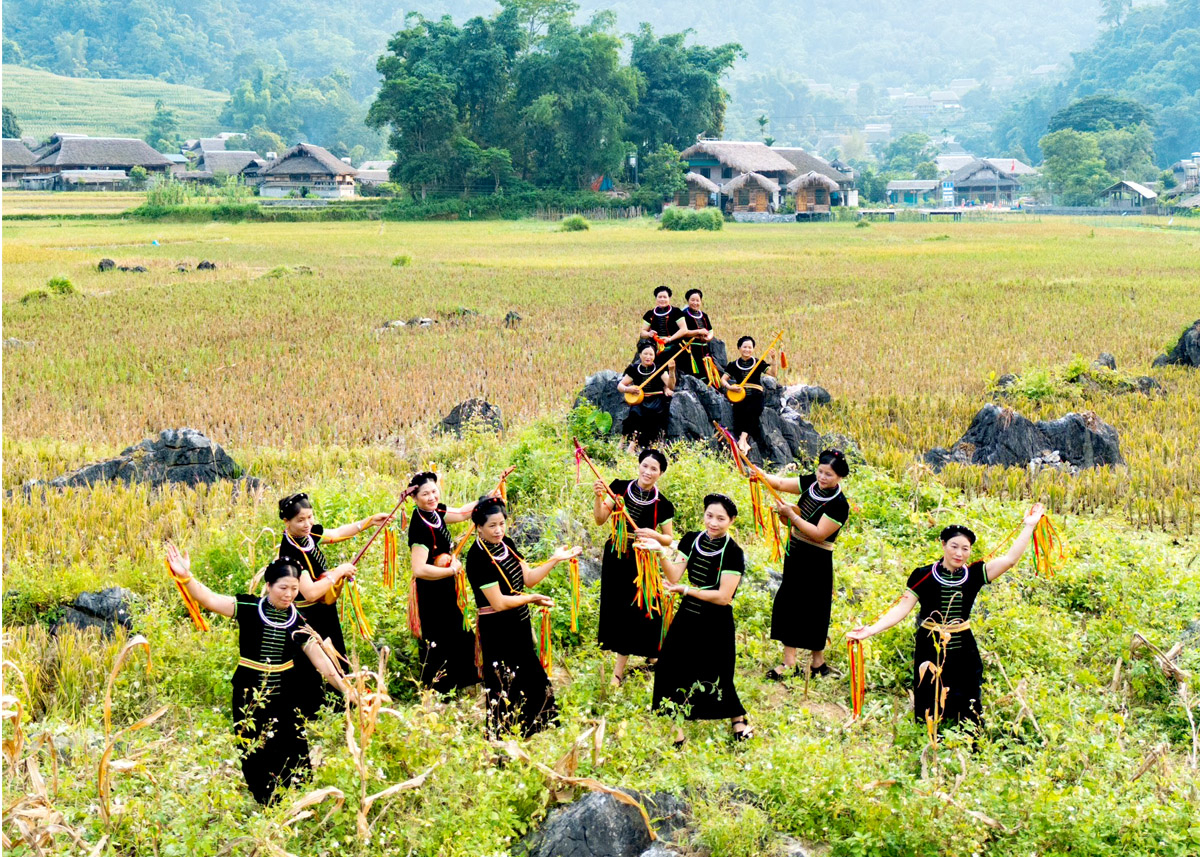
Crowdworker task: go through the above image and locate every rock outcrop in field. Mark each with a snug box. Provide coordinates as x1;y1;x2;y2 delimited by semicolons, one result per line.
925;404;1123;473
1152;319;1200;368
23;428;252;490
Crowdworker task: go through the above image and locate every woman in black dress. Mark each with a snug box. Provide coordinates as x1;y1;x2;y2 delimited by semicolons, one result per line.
594;448;675;687
406;471;486;693
164;544;349;804
465;496;581;738
642;494;750;746
277;493;393;713
674;288;715;380
761;449;851;680
720;336;776;456
618;340;676;455
639;285;684;360
847;504;1044;732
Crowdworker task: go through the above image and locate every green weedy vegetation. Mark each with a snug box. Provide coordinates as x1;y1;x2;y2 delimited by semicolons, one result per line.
1;422;1198;856
560;215;591;232
661;206;724;231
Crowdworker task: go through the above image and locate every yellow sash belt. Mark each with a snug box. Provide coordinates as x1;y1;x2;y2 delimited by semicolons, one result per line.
238;657;294;673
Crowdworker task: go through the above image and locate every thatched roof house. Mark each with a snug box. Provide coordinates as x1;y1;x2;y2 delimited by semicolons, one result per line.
679;141;795;186
947;159;1018;205
2;138;37;186
722;171;780;212
675;171;721;208
198;150;266;178
769;147;857;207
259;143;357;198
787;170;840;215
31;137;172;173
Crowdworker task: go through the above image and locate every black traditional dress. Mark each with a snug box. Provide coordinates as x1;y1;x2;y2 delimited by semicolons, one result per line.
676;308;713;379
621;360;671;447
653;532;747;720
231;594;316;804
771;474;850;651
279;524;344;715
724;357;770;446
906;560;989;728
407;504;479;693
598;479;675;658
642;305;685;360
465;536;558;738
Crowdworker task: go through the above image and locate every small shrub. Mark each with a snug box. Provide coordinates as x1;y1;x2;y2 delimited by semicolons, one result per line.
855;219;871;228
20;289;49;304
660;206;723;231
392;254;412;267
559;214;590;232
46;276;77;296
568;404;613;440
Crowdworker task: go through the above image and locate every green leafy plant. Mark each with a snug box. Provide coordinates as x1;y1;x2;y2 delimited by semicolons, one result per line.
559;215;590;232
46;276;77;296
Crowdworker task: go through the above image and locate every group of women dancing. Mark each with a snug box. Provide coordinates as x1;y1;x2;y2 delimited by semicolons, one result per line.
164;432;1046;804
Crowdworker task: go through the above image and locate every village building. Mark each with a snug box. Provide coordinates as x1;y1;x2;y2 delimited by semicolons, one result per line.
721;171;780;213
197;150;267;179
945;159;1020;206
675;172;719;208
21;136;172;189
2;138;38;186
885;179;939;205
773;148;858;207
356;160;394;186
678;140;796;212
1098;180;1157;210
257;143;357;198
786;171;840;216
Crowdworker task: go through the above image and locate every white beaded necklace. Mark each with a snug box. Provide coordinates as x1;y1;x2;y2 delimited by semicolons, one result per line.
930;561;968;587
625;480;659;506
481;539;511;562
808;481;841;503
653;305;673;316
417;507;444;529
686;307;705;320
691;532;729;557
636;362;655;376
258;596;298;629
285;530;315;553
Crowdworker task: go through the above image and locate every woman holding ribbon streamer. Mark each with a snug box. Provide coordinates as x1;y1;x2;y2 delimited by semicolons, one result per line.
759;449;851;681
846;503;1045;732
639;285;685;360
164;545;350;804
465;496;581;738
674;288;715;380
595;448;676;688
277;492;393;713
618;339;676;454
406;471;486;694
640;494;750;747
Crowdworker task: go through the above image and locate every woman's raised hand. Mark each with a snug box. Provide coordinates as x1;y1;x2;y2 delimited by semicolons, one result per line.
368;512;394;528
1023;503;1046;527
165;542;192;581
333;563;357;582
846;626;872;642
551;546;583;563
634;536;663;552
592;479;608;499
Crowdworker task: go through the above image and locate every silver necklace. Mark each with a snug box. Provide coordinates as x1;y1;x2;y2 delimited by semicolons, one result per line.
626;480;659;506
636;363;655;376
258;597;298;629
931;561;968;587
285;531;314;552
481;539;510;562
417;507;443;529
808;481;841;503
692;532;728;557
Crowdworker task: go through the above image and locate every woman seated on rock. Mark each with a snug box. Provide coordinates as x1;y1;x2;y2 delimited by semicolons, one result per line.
594;448;676;687
617;340;676;455
847;504;1045;733
164;545;350;805
277;492;394;713
720;336;775;456
465;496;581;738
761;449;851;681
407;471;488;694
674;288;715;380
641;494;750;746
639;285;684;360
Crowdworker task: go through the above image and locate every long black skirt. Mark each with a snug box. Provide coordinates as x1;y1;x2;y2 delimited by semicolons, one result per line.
294;600;345;715
731;391;764;442
770;537;833;651
913;627;984;728
598;539;664;658
478;609;558;738
232;671;310;805
415;577;480;693
622;397;669;447
653;599;745;721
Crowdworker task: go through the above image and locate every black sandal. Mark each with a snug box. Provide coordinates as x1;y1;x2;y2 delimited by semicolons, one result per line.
732;718;753;742
809;663;832;678
672;735;687;750
766;666;793;682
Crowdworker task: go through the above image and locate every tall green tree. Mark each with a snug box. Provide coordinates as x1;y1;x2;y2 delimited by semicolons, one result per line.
2;107;21;139
220;63;300;143
367;70;458;199
1048;95;1154;134
625;24;742;153
1039;129;1112;205
640;143;686;199
145;99;179;152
